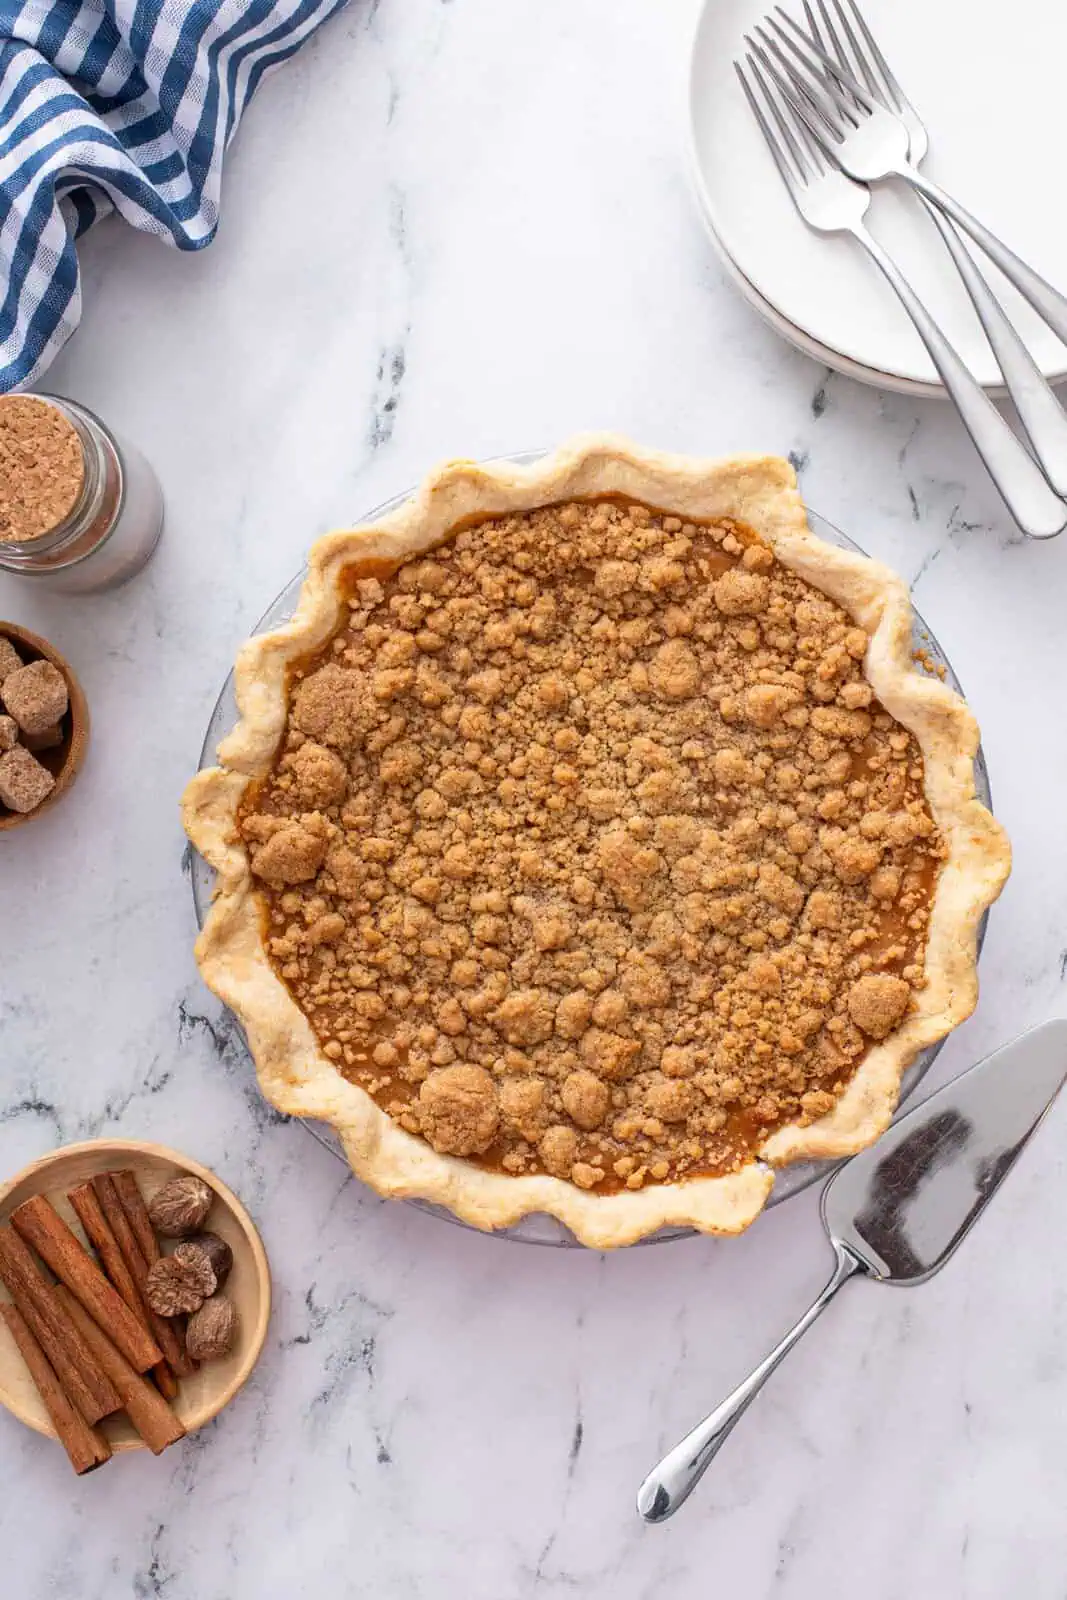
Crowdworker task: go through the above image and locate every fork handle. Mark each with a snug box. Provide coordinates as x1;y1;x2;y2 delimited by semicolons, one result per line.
919;202;1067;498
897;165;1067;348
853;222;1066;539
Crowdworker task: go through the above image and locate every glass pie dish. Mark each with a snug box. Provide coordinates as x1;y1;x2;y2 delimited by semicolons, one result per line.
190;459;992;1246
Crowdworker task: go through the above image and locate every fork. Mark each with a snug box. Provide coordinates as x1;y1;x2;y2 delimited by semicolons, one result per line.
767;0;1067;497
735;49;1066;538
762;6;1067;349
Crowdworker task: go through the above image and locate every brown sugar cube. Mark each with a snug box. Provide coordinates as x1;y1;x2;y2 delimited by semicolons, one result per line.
23;723;63;751
0;637;22;685
0;745;55;813
2;659;68;735
0;715;16;752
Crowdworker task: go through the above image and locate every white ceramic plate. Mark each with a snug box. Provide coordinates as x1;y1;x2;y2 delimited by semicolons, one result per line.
695;193;947;398
689;0;1067;392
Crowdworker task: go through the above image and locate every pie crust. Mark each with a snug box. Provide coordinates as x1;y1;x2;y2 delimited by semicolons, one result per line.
182;435;1010;1247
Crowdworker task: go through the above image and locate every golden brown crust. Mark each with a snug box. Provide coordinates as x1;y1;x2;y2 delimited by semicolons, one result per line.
181;435;1010;1247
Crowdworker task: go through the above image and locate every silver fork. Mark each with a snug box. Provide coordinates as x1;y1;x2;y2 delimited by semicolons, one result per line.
735;48;1066;538
770;0;1067;497
763;6;1067;348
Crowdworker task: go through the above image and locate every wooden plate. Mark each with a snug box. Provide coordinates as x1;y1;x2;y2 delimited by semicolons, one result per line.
0;622;90;832
0;1140;271;1451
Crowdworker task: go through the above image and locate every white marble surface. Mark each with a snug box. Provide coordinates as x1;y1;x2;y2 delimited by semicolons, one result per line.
3;1;1067;1594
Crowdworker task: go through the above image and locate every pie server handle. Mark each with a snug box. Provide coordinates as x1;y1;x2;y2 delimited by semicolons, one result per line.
635;1241;863;1524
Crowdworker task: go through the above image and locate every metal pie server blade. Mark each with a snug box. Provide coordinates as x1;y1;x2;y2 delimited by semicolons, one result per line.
638;1018;1067;1523
826;1016;1067;1282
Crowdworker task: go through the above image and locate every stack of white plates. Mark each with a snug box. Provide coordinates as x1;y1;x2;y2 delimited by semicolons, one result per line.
688;0;1067;398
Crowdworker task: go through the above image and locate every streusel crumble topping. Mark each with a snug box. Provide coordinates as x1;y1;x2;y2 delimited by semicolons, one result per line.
239;499;942;1192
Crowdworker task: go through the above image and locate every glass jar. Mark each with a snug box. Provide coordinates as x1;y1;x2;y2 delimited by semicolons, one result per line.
0;395;164;594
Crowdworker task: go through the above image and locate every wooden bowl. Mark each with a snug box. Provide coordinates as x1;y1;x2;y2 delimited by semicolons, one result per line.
0;621;90;832
0;1140;271;1452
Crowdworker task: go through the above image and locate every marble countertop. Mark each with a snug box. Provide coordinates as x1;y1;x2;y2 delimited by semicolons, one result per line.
4;1;1067;1594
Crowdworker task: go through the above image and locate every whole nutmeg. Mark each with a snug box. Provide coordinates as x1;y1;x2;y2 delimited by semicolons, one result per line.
148;1175;213;1238
186;1231;233;1289
186;1294;239;1362
144;1242;217;1316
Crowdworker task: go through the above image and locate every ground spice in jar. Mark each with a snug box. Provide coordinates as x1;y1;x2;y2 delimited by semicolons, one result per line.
0;394;163;593
0;398;86;543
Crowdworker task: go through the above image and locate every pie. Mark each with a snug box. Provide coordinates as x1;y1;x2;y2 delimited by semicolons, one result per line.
182;436;1010;1247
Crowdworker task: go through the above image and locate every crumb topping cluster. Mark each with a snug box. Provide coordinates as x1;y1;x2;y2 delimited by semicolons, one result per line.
240;499;942;1193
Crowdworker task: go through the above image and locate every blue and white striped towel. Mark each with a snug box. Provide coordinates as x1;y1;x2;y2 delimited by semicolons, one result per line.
0;0;346;393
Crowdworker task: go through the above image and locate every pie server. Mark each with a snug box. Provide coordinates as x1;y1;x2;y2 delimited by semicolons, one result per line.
637;1018;1067;1523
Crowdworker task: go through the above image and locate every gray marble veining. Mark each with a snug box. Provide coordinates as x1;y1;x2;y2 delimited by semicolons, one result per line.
3;1;1067;1594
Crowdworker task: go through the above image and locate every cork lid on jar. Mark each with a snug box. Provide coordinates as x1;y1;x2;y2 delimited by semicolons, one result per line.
0;396;85;544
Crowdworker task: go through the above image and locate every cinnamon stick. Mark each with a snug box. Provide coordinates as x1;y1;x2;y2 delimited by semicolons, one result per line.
68;1183;179;1400
55;1287;185;1456
10;1195;161;1373
0;1303;111;1475
90;1176;194;1380
0;1227;119;1424
112;1170;162;1263
110;1170;196;1376
153;1362;179;1400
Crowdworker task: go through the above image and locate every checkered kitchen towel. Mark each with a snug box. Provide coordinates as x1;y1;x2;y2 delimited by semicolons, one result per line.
0;0;346;393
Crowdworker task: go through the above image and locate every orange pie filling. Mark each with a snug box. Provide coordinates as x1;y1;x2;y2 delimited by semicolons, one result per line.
238;499;943;1194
